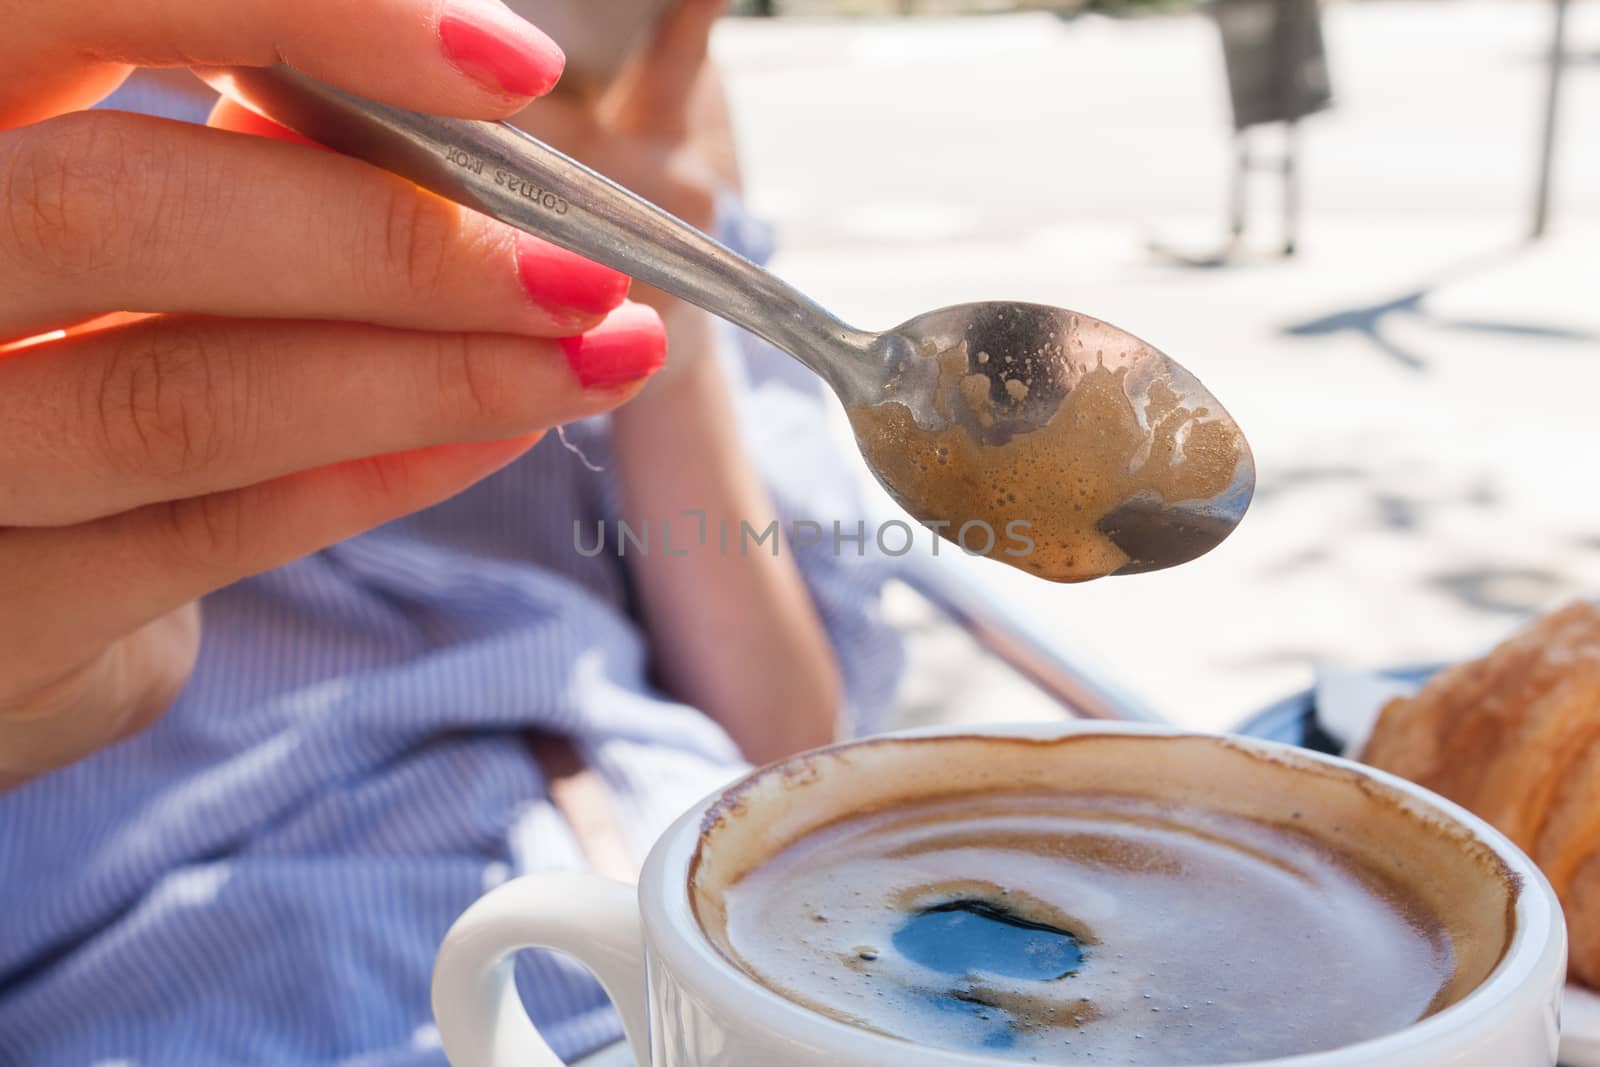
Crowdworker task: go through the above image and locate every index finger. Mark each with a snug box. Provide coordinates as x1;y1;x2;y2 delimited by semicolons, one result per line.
0;0;566;128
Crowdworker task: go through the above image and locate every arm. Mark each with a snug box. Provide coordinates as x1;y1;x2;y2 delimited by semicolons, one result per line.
517;1;844;764
611;310;843;765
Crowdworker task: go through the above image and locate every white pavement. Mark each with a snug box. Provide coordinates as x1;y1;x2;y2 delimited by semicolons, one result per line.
714;1;1600;731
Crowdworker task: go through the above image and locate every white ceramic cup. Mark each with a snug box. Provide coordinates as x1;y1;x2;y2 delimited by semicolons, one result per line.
431;722;1567;1067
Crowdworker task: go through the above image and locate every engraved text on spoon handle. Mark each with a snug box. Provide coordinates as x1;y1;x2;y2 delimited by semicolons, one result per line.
204;66;877;397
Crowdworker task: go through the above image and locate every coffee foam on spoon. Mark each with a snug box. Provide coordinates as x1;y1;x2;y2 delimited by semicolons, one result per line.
846;314;1246;583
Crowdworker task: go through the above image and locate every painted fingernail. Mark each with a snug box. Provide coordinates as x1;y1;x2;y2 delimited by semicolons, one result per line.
515;234;631;322
561;302;667;389
439;2;567;98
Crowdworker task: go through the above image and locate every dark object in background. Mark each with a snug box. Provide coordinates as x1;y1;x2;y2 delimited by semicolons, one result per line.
1148;0;1331;264
1212;0;1331;129
1211;0;1331;258
1531;0;1572;239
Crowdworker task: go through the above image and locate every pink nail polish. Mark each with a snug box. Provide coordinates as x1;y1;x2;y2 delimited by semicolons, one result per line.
439;4;566;98
515;234;631;319
560;302;667;389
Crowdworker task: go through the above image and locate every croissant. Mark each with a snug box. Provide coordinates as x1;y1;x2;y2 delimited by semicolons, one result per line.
1362;601;1600;988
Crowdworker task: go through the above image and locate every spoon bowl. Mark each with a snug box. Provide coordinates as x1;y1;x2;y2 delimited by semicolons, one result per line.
848;302;1254;579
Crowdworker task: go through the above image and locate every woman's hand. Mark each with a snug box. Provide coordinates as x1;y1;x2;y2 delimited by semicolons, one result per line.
0;0;669;787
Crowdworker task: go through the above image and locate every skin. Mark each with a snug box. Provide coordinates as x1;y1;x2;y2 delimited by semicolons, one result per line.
0;0;674;788
515;0;844;765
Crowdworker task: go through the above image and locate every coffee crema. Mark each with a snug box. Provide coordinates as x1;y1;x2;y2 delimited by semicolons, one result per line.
691;735;1519;1065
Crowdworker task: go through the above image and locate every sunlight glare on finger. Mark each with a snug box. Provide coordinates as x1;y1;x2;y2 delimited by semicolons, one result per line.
0;330;67;355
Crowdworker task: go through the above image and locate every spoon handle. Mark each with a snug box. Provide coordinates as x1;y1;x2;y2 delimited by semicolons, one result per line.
203;65;878;397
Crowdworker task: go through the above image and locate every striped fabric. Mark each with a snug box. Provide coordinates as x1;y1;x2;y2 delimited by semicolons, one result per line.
0;78;904;1067
571;1044;635;1067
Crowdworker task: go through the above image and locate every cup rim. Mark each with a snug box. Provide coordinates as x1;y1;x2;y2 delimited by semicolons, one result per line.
638;721;1564;1067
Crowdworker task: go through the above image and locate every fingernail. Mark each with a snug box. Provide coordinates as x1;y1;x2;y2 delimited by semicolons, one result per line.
515;234;631;321
561;302;667;389
439;2;567;98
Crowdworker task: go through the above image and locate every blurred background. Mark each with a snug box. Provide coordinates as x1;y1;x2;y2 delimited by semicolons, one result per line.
713;0;1599;731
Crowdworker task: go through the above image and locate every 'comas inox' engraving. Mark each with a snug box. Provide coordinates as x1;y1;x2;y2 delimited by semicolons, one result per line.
493;169;571;215
444;147;484;174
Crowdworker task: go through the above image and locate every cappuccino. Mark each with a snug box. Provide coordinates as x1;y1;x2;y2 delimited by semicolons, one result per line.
691;735;1518;1065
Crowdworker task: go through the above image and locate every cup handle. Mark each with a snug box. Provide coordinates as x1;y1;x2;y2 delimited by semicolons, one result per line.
431;875;651;1067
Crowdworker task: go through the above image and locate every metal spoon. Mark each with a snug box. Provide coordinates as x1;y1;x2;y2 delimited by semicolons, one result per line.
203;65;1254;581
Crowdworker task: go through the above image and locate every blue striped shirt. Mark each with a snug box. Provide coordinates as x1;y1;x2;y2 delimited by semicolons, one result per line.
0;77;903;1067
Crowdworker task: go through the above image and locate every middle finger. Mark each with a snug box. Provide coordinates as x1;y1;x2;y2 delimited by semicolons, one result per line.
0;304;665;526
